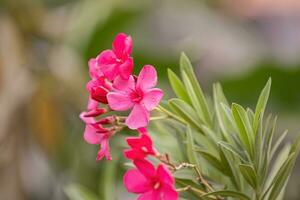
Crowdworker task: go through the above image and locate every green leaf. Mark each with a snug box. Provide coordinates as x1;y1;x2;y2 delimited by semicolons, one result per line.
168;98;203;131
186;125;199;166
263;153;296;200
196;149;224;172
253;78;271;134
270;130;288;159
218;144;242;190
218;141;247;163
231;103;254;157
213;83;234;143
239;164;257;189
64;184;98;200
180;53;212;126
167;68;191;104
201;190;251;200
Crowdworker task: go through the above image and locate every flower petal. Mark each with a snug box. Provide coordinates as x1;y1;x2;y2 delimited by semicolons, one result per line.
124;169;151;193
162;185;178;200
119;57;133;80
157;164;174;185
96;138;112;161
97;50;118;80
88;58;103;78
134;159;156;179
126;104;150;129
138;190;160;200
83;125;102;144
142;88;163;111
112;33;132;59
113;75;135;92
107;92;133;111
136;65;157;91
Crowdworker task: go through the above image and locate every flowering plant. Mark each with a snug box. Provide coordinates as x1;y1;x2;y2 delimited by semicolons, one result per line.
74;33;300;200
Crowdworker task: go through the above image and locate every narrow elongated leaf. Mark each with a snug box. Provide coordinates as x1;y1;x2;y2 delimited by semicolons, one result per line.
218;141;248;163
180;53;212;126
186;125;199;166
169;98;203;131
263;153;296;200
213;83;234;143
64;184;98;200
268;153;296;200
270;130;288;159
253;78;271;134
201;190;251;200
239;164;257;189
196;149;224;172
231;103;254;156
167;68;191;104
219;144;242;190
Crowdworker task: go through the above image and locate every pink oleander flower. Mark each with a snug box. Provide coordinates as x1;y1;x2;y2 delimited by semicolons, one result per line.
79;99;114;161
96;33;133;81
124;134;158;160
87;59;112;104
107;65;163;129
124;159;178;200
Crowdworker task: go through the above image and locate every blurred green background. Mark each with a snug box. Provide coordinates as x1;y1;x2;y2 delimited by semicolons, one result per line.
1;0;300;199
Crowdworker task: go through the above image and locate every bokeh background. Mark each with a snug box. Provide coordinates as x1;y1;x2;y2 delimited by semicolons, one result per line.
1;0;300;199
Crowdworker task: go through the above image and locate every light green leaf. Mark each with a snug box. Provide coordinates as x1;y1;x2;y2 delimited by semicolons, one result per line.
167;68;191;104
180;52;212;126
186;125;199;166
231;103;254;157
219;144;242;190
253;78;271;134
64;184;98;200
196;149;224;172
239;164;257;189
263;153;296;200
168;98;203;131
201;190;251;200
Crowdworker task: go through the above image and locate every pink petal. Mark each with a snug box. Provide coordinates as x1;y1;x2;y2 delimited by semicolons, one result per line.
107;92;133;111
136;65;157;91
134;159;156;179
87;97;99;110
113;75;135;92
124;149;144;160
157;164;174;185
124;169;151;193
97;50;118;80
119;57;133;80
137;127;149;135
127;134;153;149
83;125;102;144
142;88;164;111
88;58;103;78
126;104;150;129
96;138;112;161
162;185;178;200
112;33;132;59
138;190;161;200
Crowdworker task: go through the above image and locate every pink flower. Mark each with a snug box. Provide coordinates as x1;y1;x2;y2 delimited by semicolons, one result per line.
124;159;178;200
124;134;158;160
96;33;133;81
107;65;163;129
87;59;112;104
79;99;114;161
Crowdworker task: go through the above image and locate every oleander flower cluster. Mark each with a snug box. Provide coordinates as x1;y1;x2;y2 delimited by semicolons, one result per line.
80;33;178;199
